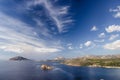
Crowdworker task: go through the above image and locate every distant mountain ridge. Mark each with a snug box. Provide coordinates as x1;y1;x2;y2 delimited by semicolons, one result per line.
9;56;30;61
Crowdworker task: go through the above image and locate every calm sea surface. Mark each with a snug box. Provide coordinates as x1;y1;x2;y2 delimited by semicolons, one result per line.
0;61;120;80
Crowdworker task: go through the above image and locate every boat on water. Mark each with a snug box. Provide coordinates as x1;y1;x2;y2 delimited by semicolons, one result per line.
40;64;53;70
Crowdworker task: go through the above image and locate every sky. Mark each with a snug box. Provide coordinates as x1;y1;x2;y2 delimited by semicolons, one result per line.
0;0;120;60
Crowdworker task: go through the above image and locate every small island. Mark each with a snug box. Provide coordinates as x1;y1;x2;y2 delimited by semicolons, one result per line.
40;64;53;70
9;56;30;61
63;55;120;68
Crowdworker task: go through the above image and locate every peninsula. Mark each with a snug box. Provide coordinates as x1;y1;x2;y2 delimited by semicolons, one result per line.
63;55;120;68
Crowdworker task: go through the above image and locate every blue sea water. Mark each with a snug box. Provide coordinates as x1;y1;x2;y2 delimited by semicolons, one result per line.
0;61;120;80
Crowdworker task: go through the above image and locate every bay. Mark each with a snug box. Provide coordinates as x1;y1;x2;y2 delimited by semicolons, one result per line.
0;61;120;80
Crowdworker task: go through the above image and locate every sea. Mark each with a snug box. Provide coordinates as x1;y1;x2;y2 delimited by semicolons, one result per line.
0;61;120;80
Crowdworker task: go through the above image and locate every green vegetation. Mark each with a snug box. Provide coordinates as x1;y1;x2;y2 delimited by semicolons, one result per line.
63;58;120;67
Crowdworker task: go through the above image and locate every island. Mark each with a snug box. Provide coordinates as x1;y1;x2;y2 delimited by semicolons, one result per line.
9;56;30;61
40;64;53;70
63;55;120;68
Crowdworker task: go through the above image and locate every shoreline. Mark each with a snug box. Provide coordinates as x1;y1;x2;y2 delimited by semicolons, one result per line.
64;63;120;69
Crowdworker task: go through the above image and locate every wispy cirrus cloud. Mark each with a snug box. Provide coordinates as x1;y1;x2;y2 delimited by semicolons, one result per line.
33;18;52;37
0;12;62;54
26;0;73;33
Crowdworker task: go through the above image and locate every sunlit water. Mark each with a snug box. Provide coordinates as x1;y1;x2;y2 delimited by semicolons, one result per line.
0;61;120;80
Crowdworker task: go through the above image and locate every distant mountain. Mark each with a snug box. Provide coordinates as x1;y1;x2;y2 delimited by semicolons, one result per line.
9;56;30;61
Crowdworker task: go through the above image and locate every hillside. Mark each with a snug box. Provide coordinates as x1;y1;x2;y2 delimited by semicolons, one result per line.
9;56;30;61
63;55;120;68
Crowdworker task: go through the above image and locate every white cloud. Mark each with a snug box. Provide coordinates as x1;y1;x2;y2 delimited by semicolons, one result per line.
110;6;120;18
114;12;120;18
0;45;23;53
94;39;104;42
105;25;120;33
27;0;73;33
84;41;92;47
103;40;120;50
0;12;61;54
98;33;105;38
91;26;98;31
0;43;60;53
84;41;96;50
109;34;119;40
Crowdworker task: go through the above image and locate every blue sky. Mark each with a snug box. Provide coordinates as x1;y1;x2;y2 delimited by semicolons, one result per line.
0;0;120;60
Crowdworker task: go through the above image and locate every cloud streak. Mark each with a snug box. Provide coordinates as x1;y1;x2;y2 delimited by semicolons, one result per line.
0;12;61;54
27;0;73;33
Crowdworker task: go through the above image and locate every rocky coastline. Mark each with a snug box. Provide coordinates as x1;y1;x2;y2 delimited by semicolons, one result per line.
64;63;120;69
